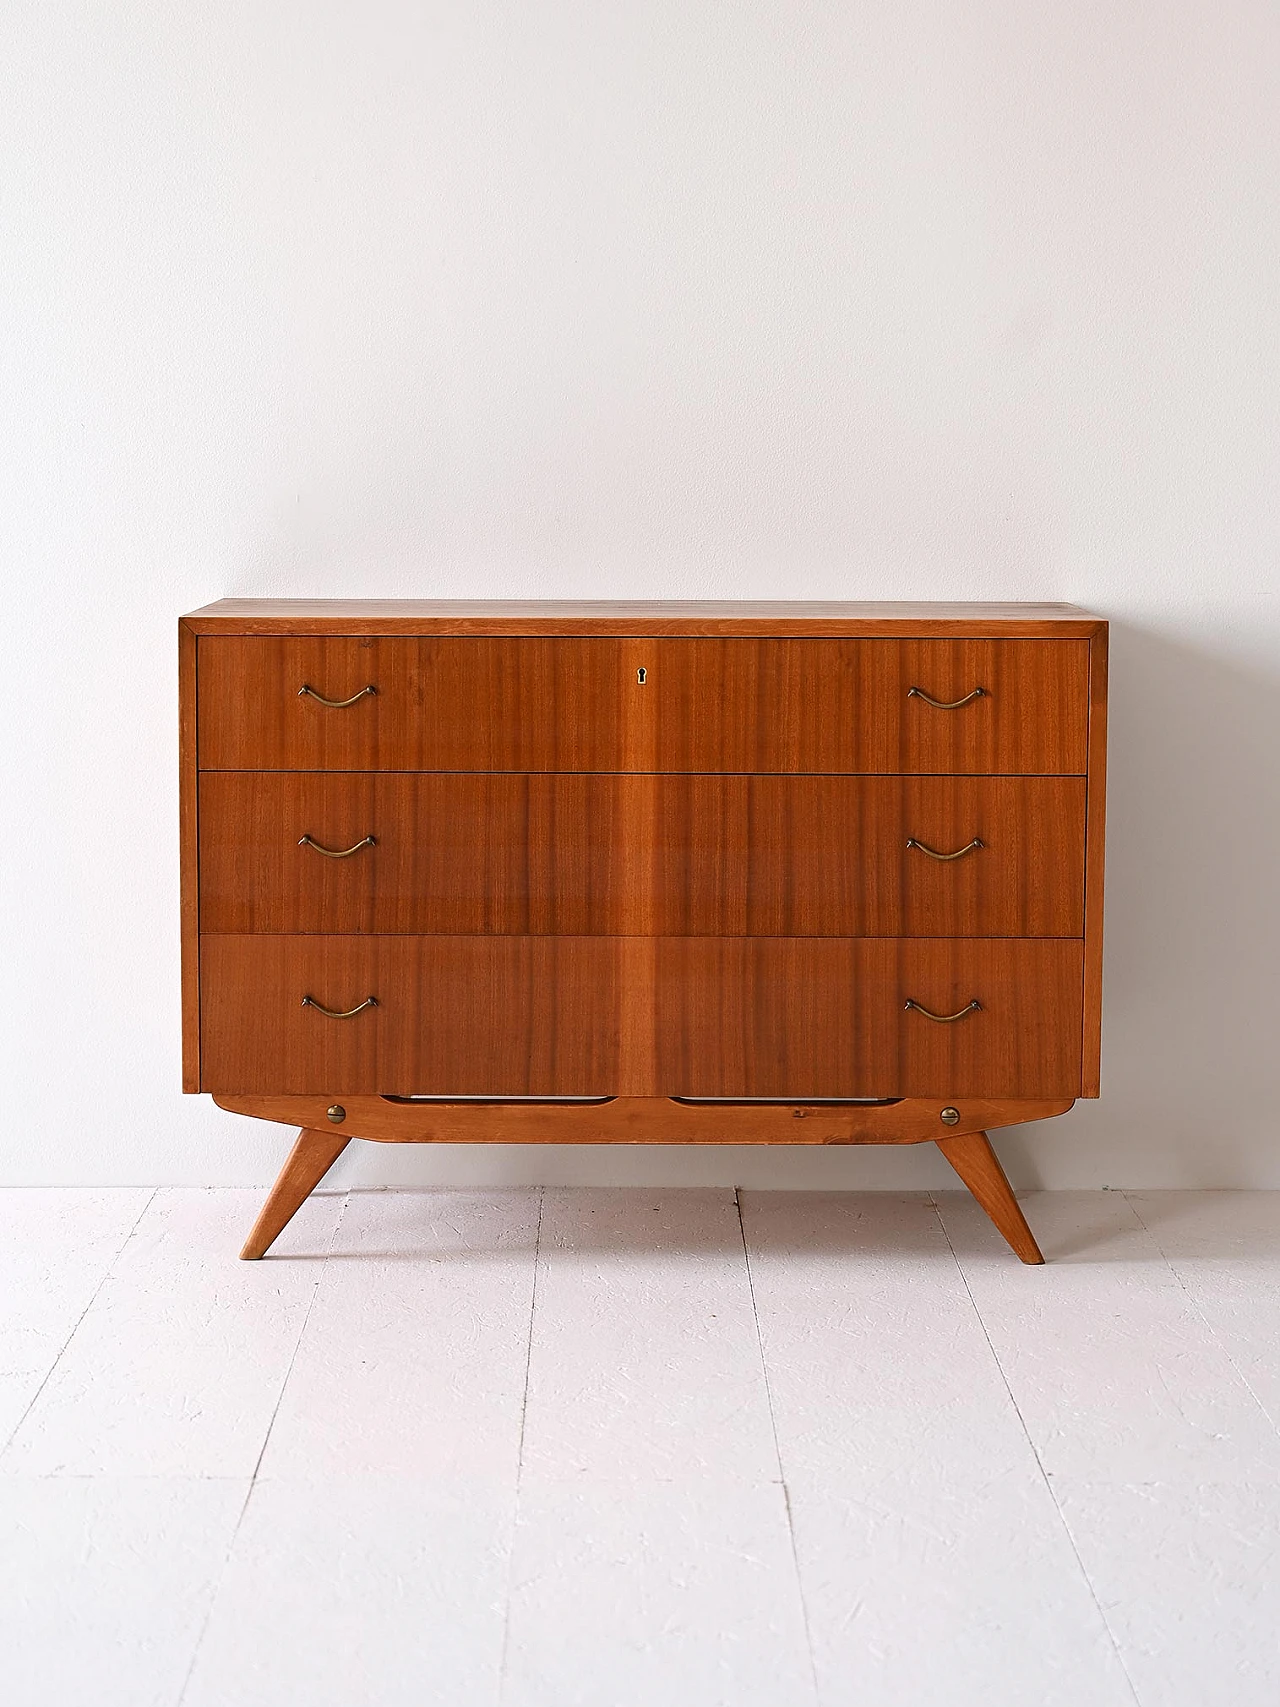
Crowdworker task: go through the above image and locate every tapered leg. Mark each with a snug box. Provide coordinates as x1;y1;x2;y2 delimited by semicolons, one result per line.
240;1128;351;1260
936;1129;1045;1264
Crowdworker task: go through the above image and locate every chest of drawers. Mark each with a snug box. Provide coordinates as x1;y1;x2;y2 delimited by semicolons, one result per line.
180;599;1107;1263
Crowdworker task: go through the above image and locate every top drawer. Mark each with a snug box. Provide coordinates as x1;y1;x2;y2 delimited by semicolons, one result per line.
197;636;1090;774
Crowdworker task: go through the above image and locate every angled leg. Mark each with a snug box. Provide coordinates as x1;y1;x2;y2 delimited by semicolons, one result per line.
936;1129;1045;1265
240;1128;351;1260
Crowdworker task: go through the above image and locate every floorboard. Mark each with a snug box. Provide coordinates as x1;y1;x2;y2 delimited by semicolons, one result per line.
1;1187;1278;1706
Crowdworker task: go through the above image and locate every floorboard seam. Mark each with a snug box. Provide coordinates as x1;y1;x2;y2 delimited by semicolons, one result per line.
496;1184;544;1707
0;1187;157;1464
930;1191;1145;1707
174;1186;351;1707
1123;1191;1280;1440
736;1188;821;1706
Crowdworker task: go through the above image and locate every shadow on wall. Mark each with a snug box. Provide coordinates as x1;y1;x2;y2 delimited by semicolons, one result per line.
999;613;1280;1188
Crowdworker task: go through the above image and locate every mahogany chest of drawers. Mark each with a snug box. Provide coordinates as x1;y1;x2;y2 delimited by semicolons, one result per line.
179;600;1107;1262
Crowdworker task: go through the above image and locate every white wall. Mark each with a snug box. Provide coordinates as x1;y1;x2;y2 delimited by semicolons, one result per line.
2;1;1278;1189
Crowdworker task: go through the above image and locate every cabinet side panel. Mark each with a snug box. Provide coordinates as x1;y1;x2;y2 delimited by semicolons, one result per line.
179;620;200;1090
1081;627;1108;1095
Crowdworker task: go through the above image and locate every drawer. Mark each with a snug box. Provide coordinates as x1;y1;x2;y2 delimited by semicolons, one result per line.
197;636;1089;774
653;938;1083;1100
655;775;1084;936
197;637;630;773
199;935;622;1095
200;934;1081;1099
646;638;1088;774
199;773;1086;937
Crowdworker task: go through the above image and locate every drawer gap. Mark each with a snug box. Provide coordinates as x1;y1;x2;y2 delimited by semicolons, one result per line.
382;1093;616;1106
670;1096;902;1107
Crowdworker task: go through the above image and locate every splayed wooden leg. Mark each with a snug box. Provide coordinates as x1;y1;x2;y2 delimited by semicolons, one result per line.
240;1128;351;1260
936;1129;1045;1264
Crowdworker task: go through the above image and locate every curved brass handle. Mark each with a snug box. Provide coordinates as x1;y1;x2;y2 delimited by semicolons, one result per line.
297;684;377;708
301;994;379;1019
906;836;984;861
298;834;377;859
904;998;981;1022
907;686;986;709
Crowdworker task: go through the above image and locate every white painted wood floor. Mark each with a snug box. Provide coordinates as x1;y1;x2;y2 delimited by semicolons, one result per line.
2;1187;1279;1706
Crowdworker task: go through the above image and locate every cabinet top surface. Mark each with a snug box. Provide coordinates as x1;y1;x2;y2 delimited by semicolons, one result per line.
182;599;1107;637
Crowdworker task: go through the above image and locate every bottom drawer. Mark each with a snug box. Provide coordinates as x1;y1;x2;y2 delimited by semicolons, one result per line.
199;935;1083;1099
200;935;621;1096
654;938;1082;1099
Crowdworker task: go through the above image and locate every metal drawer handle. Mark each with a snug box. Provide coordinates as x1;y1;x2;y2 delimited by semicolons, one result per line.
906;836;984;861
298;833;376;859
904;998;982;1022
302;994;378;1019
297;683;377;708
907;685;986;709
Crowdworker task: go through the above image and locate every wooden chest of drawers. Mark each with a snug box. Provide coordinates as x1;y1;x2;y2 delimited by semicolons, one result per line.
180;600;1107;1262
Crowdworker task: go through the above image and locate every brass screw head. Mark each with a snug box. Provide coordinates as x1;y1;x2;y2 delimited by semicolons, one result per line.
940;1106;961;1126
326;1104;346;1125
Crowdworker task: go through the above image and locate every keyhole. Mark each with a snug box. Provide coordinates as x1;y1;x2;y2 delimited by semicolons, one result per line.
636;666;647;684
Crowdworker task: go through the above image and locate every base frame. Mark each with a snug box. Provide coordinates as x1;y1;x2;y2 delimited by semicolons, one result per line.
219;1092;1066;1265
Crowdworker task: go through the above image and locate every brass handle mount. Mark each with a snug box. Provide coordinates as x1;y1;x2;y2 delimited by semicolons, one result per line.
907;686;986;710
298;834;377;859
297;684;377;708
301;994;379;1019
906;837;984;861
904;998;982;1023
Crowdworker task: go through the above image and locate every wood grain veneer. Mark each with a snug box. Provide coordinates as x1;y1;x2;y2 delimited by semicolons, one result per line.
215;1093;1076;1147
197;636;1089;774
179;619;200;1092
200;934;623;1097
1082;629;1109;1097
198;772;1086;938
651;937;1083;1100
198;934;1081;1101
183;598;1107;637
179;599;1108;1264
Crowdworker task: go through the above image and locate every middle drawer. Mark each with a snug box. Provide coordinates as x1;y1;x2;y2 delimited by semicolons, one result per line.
200;773;1085;937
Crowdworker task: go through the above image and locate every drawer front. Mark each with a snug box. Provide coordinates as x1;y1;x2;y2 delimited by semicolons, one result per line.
197;637;631;772
200;935;1081;1099
651;775;1085;937
199;935;621;1095
653;939;1083;1100
199;773;1086;937
197;636;1088;774
646;638;1089;774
